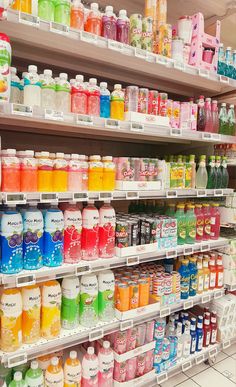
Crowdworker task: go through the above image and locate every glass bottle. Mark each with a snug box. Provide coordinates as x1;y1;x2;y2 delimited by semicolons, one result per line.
215;156;222;188
219;103;228;135
206;155;217;189
196;155;208;189
227;104;235;136
204;97;213;132
175;203;186;245
221;156;229;188
212;100;219;133
197;95;206;131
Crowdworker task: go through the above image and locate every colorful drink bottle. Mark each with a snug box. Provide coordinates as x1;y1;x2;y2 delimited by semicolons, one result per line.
64;202;82;263
23;205;43;270
102;156;115;191
110;84;124;121
87;78;100;116
41;281;61;339
35;151;53;192
210;203;220;240
64;351;81;387
102;5;116;40
185;204;196;244
189;257;198;297
80;273;98;327
20;150;38;192
175;204;186;245
1;148;20;192
99;202;116;258
45;357;64;387
68;154;83;192
9;372;26;387
196;316;203;352
197;258;204;294
25;361;44;387
56;73;71;113
61;277;80;329
52;152;68;192
54;0;71;26
10;66;21;104
70;0;84;30
43;207;64;267
38;0;55;21
209;257;217;290
98;341;114;387
98;270;115;321
100;82;110;118
81;347;99;387
85;2;102;36
71;74;87;115
178;259;190;299
81;202;99;260
41;69;56;110
203;313;211;347
22;285;41;344
202;203;211;241
203;258;210;291
88;155;103;191
194;204;204;242
210;311;217;344
116;9;130;44
24;65;41;107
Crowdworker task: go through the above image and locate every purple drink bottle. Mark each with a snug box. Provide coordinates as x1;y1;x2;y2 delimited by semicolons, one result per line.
117;9;130;44
102;5;117;40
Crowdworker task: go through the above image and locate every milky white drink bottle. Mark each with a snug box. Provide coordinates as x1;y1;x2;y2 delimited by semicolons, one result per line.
79;273;98;328
81;347;98;387
41;69;56;110
98;270;115;321
24;65;41;107
98;202;116;258
56;72;71;113
10;66;21;104
98;341;114;387
45;357;64;387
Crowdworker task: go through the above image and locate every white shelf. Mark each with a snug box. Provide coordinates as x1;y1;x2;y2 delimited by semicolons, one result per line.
1;238;229;288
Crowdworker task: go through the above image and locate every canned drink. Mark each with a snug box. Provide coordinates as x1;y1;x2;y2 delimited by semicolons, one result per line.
139;217;147;244
126;357;137;381
138;278;150;306
171;271;181;293
115;157;130;181
130;14;142;48
116;282;130;311
149;218;159;243
145;218;152;244
139;158;149;181
158;93;168;116
138;88;149;114
128;280;139;309
136;324;147;346
162;338;170;360
126;327;137;351
158;23;172;57
148;90;159;115
113;330;127;354
127;220;139;247
153;273;164;296
114;360;126;382
116;221;129;248
132;157;141;181
163;273;172;295
125;86;139;112
146;320;155;342
142;17;153;52
148;158;158;181
136;354;146;377
145;350;154;373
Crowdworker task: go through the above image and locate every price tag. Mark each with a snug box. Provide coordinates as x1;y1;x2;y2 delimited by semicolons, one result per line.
120;320;133;331
108;40;124;52
195;354;204;364
198;69;209;78
174;61;185;71
7;353;27;368
76;114;93;126
220;75;229;84
76;264;91;276
125;191;139;200
73;192;88;201
223;340;231;349
11;103;32;116
202;132;213;140
201;294;211;303
50;21;69;34
201;244;210;252
146;52;156;63
182;360;192;372
183;300;193;310
40;193;58;203
126;256;139;266
214;189;223;197
211;133;221;141
135;48;147;59
5;193;26;205
209;347;218;358
130;122;144;132
45;109;64;121
105;119;120;129
184;247;193;255
81;31;97;44
197;189;207;197
156;55;168;65
166;190;177;198
160;307;171;318
157;372;168;384
19;12;40;27
99;192;113;200
89;328;104;342
214;289;224;299
166;249;177;258
170;127;182;136
16;274;36;287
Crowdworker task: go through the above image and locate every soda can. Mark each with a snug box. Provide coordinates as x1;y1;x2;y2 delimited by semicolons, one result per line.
138;88;149;114
130;14;142;48
116;221;129;248
148;90;159;115
126;327;137;351
145;218;152;244
158;93;168;116
153;273;164;296
148;158;157;181
141;17;153;52
125;86;139;112
145;350;154;373
115;157;130;181
136;323;147;347
146;320;155;342
158;23;172;57
163;273;172;295
138;278;150;306
114;360;126;382
136;354;146;377
113;330;127;354
116;282;130;311
128;280;139;309
126;357;137;381
139;158;149;181
162;337;170;360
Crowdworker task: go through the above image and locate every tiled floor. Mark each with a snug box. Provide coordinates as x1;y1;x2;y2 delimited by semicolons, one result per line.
159;345;236;387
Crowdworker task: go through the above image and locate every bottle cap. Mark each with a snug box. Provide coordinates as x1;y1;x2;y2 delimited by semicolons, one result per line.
90;155;101;160
31;361;39;370
59;73;68;80
76;74;84;82
78;154;86;160
10;66;17;74
51;357;59;366
103;341;110;349
70;351;77;360
89;78;97;85
102;156;112;161
87;347;94;355
71;153;79;160
230;104;234;108
44;69;52;76
119;9;127;16
24;150;34;157
100;82;107;88
70;79;76;85
1;148;16;156
91;2;98;10
105;5;113;12
14;372;22;382
28;65;37;72
64;154;71;160
114;84;122;89
56;152;65;158
221;103;226;106
212;100;218;104
38;151;50;157
226;47;232;50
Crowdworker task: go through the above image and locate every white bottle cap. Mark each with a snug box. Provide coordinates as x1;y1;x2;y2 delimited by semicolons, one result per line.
1;148;16;156
24;150;34;157
22;72;27;78
31;361;39;370
14;372;22;382
100;82;107;88
221;103;226;106
226;47;232;50
44;69;52;76
105;5;113;12
16;150;25;157
114;84;122;89
102;156;112;161
70;351;77;360
119;9;127;16
10;66;17;74
90;155;101;160
71;153;79;160
56;152;65;158
28;65;37;73
39;151;50;157
103;341;110;349
91;2;98;10
51;357;59;366
230;104;234;108
60;73;68;80
78;154;86;160
65;154;71;160
89;78;97;85
87;347;94;355
212;100;218;104
70;79;76;85
50;152;56;159
76;74;84;82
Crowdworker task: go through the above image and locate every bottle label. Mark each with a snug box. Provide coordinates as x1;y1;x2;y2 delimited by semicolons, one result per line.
180;276;190;295
190;273;197;293
196;219;204;238
217;272;224;287
204;218;211;235
204;274;209;290
210;217;216;225
183;341;191;357
210;272;216;288
211;329;217;344
197;335;203;350
198;275;204;292
191;336;196;353
205;331;211;346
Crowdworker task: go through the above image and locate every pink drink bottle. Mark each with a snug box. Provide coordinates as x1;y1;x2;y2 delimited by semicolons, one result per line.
212;100;219;133
71;74;88;115
113;361;126;382
204;98;213;132
68;153;83;192
81;347;98;387
116;9;130;44
98;341;114;387
87;78;100;116
81;202;99;260
63;202;82;263
102;5;117;40
210;203;220;240
125;357;137;381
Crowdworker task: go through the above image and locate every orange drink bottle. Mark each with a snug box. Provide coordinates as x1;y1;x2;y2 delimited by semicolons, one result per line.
138;278;149;306
1;288;22;352
1;149;20;192
203;258;210;291
45;357;64;387
110;84;125;121
88;155;103;191
216;255;224;288
11;0;32;14
84;2;102;35
128;280;139;309
64;351;81;387
197;258;204;294
41;280;61;339
70;0;84;30
35;151;53;192
102;156;116;191
209;257;217;290
22;285;41;344
52;152;68;192
19;150;38;192
116;282;129;311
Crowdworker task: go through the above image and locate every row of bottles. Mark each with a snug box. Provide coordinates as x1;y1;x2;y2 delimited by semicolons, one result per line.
196;155;229;189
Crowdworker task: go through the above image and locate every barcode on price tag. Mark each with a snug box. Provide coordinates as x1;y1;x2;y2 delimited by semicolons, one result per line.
16;274;36;287
50;21;69;34
89;328;104;341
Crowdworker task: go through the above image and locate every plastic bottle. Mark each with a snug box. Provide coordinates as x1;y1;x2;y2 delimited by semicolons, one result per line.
102;5;117;40
98;270;115;321
84;2;102;36
88;155;103;191
22;285;41;344
202;258;210;291
110;84;124;120
100;82;110;118
175;203;186;245
64;202;82;263
56;73;71;113
52;152;68;192
61;277;80;329
81;347;98;387
178;259;190;299
1;148;20;192
25;361;44;387
221;156;229;188
80;155;89;191
20;150;38;192
71;74;88;115
98;341;114;387
197;96;206;131
215;156;222;188
10;67;21;104
35;151;53;192
203;313;211;347
1;207;23;274
197;258;204;294
194;204;204;242
41;281;61;339
210;311;217;345
196;316;203;352
189;154;196;188
219;103;228;135
70;0;84;30
185;204;196;244
190;317;197;354
206;156;216;189
43;207;64;267
23;205;43;270
209;257;217;290
9;372;26;387
189;257;198;297
0;288;22;352
210;203;220;240
80;274;98;327
0;34;11;102
182;320;191;358
41;69;56;110
212;100;219;133
204;97;213;132
45;357;64;387
116;9;130;45
64;351;81;387
215;255;224;288
81;202;99;260
87;78;100;116
99;202;116;258
38;0;55;21
54;0;71;25
102;156;115;191
24;65;41;107
196;155;208;189
175;322;184;359
228;104;235;136
202;203;211;241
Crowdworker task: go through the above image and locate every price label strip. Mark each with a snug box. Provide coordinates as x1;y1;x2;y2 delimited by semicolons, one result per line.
182;360;192;372
81;31;97;44
209;347;218;358
73;192;88;201
135;48;147;59
98;192;113;200
201;294;211;303
6;353;27;368
108;40;124;52
16;274;36;287
40;193;58;203
45;109;64;121
50;22;69;34
195;354;204;364
157;372;168;384
166;249;177;258
76;114;93;126
130;122;144;132
89;328;104;342
197;189;207;197
120;320;133;331
183;300;193;310
5;193;26;205
126;191;139;200
166;190;177;198
76;264;91;276
105;119;120;129
126;256;139;266
11;103;33;116
174;61;185;71
19;12;40;27
160;307;171;318
170;127;182;136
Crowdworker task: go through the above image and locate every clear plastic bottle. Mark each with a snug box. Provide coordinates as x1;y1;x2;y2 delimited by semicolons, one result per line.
70;0;84;30
1;148;20;192
227;104;235;136
87;78;100;116
38;0;55;21
221;156;229;188
10;67;21;104
219;103;228;135
110;84;124;121
35;151;53;192
41;69;56;110
56;72;71;113
68;153;83;191
116;9;130;44
71;74;88;115
24;65;41;107
196;155;208;189
102;5;117;40
204;97;213;132
211;100;219;133
85;2;102;36
100;82;110;118
9;372;26;387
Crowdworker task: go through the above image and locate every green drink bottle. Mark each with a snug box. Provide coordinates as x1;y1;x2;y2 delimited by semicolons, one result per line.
25;361;44;387
206;156;217;189
215;156;223;188
221;156;229;188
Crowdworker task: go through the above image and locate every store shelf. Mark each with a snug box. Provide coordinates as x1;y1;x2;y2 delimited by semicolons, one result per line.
1;10;236;97
0;288;226;367
1;238;229;288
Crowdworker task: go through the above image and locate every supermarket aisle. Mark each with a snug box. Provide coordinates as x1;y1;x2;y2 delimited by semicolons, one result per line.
159;343;236;387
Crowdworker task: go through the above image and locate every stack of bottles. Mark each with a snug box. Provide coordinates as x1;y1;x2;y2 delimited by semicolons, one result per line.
211;293;236;342
115;156;160;182
218;44;236;80
214;144;236;164
0;271;115;352
154;307;218;373
195;155;229;190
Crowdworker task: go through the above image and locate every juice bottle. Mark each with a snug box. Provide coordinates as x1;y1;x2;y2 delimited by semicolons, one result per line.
210;203;220;240
70;0;84;30
68;154;83;192
197;258;204;294
202;203;211;241
45;357;64;387
1;289;22;352
206;156;216;189
24;65;41;107
11;0;31;13
71;74;87;115
25;361;44;387
194;204;204;242
99;202;116;258
221;156;229;188
185;204;196;244
41;281;61;339
10;67;21;104
212;100;219;133
38;0;55;21
88;155;103;191
178;259;190;299
85;2;102;36
219;103;228;134
203;313;211;347
175;203;186;245
35;151;53;192
228;104;236;136
98;341;114;387
116;9;130;45
196;155;208;189
9;372;26;387
210;311;217;344
54;0;71;26
64;202;82;263
189;257;198;297
102;5;117;40
52;152;68;192
204;97;213;132
22;285;41;344
209;257;217;290
110;84;124;121
23;205;43;270
80;274;98;327
102;156;115;191
100;82;110;118
196;316;203;352
64;351;81;387
43;207;64;267
56;73;71;113
98;270;115;321
202;258;210;292
216;255;224;288
80;155;89;191
197;96;206;131
81;347;98;387
1;148;20;192
41;69;56;110
87;78;100;116
61;277;80;329
20;150;38;192
1;207;23;274
81;202;99;260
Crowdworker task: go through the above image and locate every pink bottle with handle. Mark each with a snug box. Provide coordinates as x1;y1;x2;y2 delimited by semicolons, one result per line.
204;98;213;133
81;347;98;387
98;341;114;387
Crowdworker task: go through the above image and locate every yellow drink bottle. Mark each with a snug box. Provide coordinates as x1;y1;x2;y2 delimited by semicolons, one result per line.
197;258;204;294
102;156;115;191
203;258;210;292
22;285;41;344
1;288;22;352
52;152;68;192
88;155;103;191
41;280;61;339
36;151;53;192
110;84;124;121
